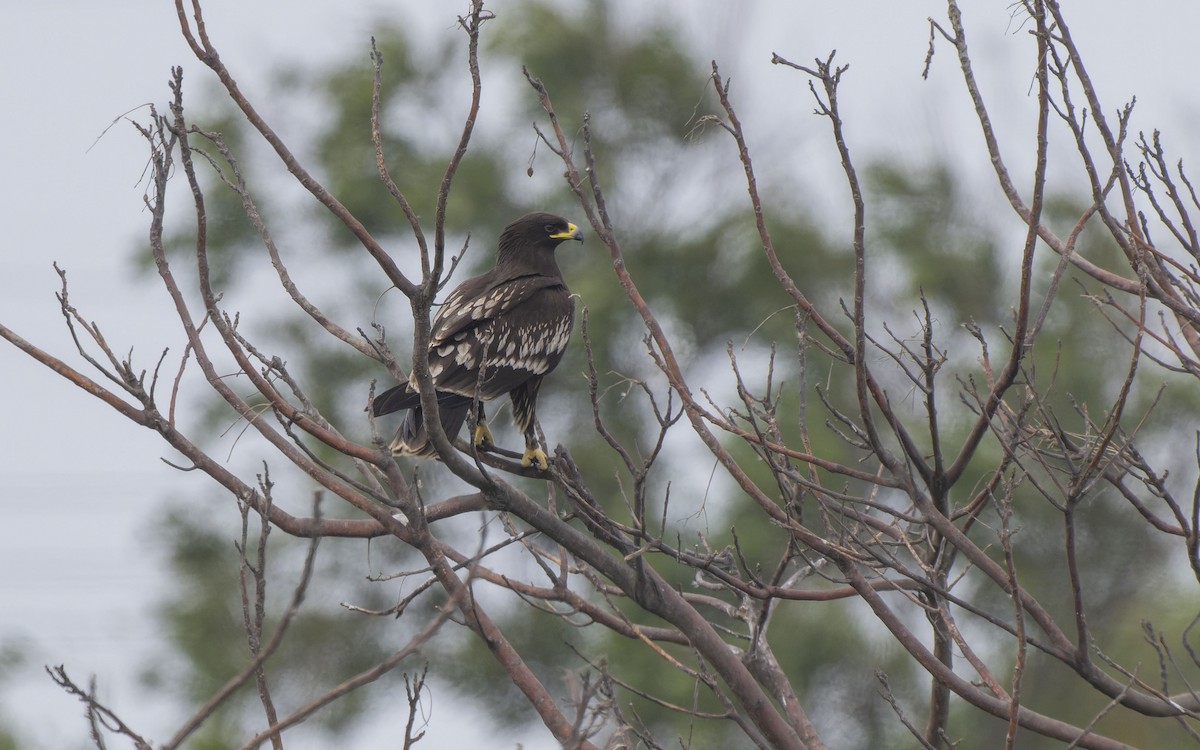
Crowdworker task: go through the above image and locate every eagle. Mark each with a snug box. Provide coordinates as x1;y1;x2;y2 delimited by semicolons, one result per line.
373;212;584;470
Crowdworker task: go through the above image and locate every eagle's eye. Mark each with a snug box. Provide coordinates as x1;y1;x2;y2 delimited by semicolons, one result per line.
544;224;557;234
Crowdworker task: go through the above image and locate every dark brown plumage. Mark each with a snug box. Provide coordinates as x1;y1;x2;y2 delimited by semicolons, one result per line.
373;212;584;469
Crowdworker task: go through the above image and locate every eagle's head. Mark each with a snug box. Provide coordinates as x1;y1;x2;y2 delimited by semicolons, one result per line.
498;212;584;262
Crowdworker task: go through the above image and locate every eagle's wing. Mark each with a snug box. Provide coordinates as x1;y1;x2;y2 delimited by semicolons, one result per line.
430;272;560;343
425;272;574;401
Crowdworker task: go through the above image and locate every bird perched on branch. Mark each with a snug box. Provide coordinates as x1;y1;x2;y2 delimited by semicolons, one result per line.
373;212;584;470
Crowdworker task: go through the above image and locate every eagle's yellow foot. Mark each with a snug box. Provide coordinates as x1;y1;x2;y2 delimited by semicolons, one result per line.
474;421;494;449
521;446;549;471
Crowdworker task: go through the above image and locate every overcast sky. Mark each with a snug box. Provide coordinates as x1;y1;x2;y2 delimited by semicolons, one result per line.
3;2;1198;748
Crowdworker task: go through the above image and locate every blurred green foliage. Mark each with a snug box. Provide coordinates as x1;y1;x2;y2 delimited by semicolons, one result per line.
0;644;26;750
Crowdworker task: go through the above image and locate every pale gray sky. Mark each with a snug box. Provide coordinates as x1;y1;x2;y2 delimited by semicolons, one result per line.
2;2;1198;748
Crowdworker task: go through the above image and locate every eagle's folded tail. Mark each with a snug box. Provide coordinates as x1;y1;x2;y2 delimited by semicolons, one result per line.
374;383;473;457
389;402;471;457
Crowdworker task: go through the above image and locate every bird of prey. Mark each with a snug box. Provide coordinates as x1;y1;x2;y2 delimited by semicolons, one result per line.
373;212;584;470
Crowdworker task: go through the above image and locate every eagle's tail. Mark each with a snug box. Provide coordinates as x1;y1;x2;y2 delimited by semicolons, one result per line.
373;383;472;458
390;402;472;457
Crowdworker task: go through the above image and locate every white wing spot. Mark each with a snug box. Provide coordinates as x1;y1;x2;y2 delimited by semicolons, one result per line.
455;341;475;366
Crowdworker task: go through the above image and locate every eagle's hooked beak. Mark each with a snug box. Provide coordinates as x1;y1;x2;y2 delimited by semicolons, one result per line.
551;222;584;243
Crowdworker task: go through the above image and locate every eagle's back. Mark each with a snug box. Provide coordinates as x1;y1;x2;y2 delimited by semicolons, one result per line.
424;269;574;401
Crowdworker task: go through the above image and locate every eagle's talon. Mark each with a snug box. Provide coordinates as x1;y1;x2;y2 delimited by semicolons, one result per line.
521;446;549;471
474;422;494;450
